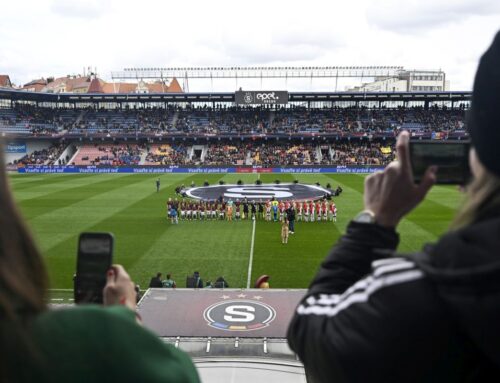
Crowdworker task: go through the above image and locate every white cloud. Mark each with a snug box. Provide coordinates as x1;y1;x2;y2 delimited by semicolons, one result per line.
366;0;500;33
50;0;112;19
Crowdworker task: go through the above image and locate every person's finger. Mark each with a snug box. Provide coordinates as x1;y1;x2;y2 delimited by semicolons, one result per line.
106;268;116;286
112;264;130;281
396;131;412;174
416;165;438;199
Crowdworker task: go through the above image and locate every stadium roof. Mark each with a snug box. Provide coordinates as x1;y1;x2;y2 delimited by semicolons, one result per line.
0;88;471;104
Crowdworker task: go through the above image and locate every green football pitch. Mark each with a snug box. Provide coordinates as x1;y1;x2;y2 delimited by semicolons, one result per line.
9;173;463;292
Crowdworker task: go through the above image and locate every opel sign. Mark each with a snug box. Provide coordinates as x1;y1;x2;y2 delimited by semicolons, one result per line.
235;90;288;105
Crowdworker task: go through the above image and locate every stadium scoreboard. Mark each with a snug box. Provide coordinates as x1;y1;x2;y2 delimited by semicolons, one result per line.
235;90;289;105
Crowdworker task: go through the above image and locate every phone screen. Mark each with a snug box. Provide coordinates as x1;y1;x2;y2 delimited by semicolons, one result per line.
410;141;470;185
75;233;114;304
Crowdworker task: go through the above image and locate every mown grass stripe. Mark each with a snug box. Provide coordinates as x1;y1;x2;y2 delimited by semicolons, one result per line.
42;174;195;288
13;174;131;203
10;174;102;191
30;175;187;254
17;174;149;221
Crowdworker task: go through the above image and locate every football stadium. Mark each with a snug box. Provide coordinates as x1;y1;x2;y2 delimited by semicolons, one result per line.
2;2;500;382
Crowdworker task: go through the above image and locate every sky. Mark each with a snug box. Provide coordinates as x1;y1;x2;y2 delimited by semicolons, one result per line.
0;0;499;91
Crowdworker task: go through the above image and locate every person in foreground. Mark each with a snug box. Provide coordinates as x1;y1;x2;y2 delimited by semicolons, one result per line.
0;161;199;382
287;32;500;383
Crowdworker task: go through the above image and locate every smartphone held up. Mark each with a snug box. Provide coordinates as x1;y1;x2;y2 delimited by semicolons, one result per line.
74;232;114;304
409;140;471;185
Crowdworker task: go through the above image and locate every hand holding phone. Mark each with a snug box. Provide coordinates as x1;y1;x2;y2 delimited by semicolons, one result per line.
410;141;471;185
74;232;114;304
363;131;437;227
103;265;137;311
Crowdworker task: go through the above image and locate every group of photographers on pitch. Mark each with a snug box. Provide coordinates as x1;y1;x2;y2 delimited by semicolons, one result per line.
1;33;500;382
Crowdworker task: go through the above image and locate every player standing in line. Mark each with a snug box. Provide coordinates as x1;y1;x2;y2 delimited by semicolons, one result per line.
242;199;249;220
297;200;303;221
190;202;196;220
171;204;178;224
235;200;241;220
227;199;233;221
180;201;186;220
251;201;257;220
322;200;328;221
303;201;309;222
167;199;172;222
259;201;264;220
279;201;285;222
330;201;338;222
191;202;196;220
209;202;215;220
309;200;315;222
266;200;271;221
156;178;160;192
271;198;279;222
316;200;322;222
213;201;218;220
219;201;225;220
197;202;203;220
281;218;289;244
200;202;206;221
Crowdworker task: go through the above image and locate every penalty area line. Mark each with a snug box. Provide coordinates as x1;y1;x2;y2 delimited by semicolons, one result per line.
246;219;257;288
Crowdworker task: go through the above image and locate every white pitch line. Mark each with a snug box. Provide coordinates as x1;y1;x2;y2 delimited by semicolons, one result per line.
246;218;257;288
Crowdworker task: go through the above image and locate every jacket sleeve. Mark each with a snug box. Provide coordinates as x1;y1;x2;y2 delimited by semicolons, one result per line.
287;222;451;383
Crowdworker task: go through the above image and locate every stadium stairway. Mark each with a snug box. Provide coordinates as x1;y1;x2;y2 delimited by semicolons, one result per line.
315;146;323;163
138;151;148;165
171;111;180;129
200;145;208;162
75;109;88;125
68;147;80;165
269;110;275;128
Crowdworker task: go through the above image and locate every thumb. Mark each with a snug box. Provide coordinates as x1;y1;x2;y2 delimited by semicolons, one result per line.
417;166;437;199
106;268;116;286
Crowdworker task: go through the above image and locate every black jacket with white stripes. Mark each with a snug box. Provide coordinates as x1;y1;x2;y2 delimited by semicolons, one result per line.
287;217;500;383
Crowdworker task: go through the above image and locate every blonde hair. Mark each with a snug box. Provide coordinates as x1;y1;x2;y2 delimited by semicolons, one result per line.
451;169;500;230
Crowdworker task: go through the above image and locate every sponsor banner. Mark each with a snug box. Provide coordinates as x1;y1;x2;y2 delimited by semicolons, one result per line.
235;91;288;105
236;167;273;173
138;289;305;338
6;142;26;153
18;165;385;174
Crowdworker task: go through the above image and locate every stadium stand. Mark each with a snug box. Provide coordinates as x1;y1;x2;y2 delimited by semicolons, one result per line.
204;143;250;165
144;144;192;165
0;105;468;137
72;144;142;165
12;143;67;165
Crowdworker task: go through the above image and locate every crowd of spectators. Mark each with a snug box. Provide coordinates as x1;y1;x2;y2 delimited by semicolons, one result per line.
204;144;250;165
250;143;320;166
144;144;192;165
331;142;395;165
12;143;67;166
1;104;468;137
75;144;142;166
11;140;395;167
